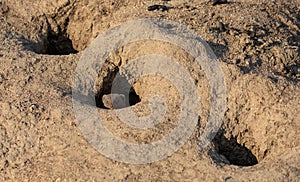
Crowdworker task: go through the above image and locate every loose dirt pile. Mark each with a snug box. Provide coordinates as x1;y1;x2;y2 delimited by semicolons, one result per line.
0;0;299;181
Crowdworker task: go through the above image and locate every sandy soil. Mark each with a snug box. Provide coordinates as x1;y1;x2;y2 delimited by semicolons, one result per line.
0;0;299;181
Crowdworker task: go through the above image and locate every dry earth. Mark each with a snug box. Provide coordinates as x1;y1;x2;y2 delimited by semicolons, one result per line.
0;0;299;181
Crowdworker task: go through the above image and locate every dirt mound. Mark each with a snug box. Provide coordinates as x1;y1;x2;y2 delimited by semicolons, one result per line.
0;0;299;181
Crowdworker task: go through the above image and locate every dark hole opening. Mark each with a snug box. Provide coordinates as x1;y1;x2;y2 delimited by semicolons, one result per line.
95;68;141;109
213;133;258;166
44;31;78;55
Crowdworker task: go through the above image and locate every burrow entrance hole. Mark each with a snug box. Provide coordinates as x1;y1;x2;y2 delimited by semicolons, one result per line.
37;28;78;55
42;30;78;55
27;16;79;55
94;65;141;109
211;131;258;166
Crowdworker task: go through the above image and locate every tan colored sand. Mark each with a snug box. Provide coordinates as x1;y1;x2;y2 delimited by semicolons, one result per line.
0;0;299;181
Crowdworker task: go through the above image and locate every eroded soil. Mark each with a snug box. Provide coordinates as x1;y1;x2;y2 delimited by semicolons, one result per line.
0;0;299;181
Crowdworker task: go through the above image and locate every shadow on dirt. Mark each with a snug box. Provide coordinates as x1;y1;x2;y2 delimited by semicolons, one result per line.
212;131;258;166
22;31;78;55
207;41;229;59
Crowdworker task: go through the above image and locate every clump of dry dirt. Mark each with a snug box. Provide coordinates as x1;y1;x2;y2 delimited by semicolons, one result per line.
0;0;299;181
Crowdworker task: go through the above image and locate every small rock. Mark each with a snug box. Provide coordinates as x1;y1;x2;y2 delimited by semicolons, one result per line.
102;94;126;109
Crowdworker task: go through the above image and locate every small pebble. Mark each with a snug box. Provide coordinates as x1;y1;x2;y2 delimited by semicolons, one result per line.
102;94;126;109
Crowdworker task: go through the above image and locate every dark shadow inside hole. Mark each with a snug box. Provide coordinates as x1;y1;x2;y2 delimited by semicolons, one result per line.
95;70;141;109
212;132;258;166
44;31;78;55
22;29;78;55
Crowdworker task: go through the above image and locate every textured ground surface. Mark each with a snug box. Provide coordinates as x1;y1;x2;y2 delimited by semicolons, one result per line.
0;0;299;181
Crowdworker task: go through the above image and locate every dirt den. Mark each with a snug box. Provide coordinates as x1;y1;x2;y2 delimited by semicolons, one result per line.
0;0;299;181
